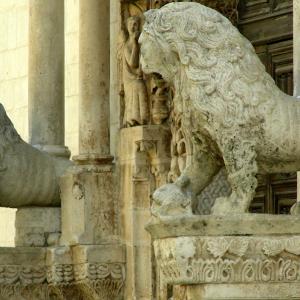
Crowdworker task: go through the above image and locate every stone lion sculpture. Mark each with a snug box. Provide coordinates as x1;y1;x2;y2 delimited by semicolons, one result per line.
0;104;71;207
140;2;299;215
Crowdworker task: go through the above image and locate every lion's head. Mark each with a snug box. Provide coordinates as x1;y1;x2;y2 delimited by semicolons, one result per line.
140;2;280;129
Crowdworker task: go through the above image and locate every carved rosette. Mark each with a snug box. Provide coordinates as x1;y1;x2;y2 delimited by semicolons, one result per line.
154;235;300;285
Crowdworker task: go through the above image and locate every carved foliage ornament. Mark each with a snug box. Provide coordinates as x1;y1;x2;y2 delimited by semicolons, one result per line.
154;236;300;285
0;263;125;300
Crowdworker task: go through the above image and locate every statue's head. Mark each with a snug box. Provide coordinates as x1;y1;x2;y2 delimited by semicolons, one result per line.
140;2;277;127
139;2;233;83
127;16;140;37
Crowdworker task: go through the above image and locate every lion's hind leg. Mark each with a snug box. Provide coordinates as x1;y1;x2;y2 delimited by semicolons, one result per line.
212;138;258;215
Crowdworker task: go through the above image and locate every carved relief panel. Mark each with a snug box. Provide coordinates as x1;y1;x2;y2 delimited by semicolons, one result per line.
119;1;170;128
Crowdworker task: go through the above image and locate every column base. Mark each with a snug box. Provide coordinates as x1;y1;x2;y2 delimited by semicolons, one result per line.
34;144;71;159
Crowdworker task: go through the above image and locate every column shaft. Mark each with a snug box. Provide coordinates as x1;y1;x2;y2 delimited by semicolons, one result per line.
295;0;300;97
294;0;300;210
78;0;110;159
29;0;69;158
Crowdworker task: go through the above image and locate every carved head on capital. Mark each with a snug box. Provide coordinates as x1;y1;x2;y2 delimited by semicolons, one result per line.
126;16;141;39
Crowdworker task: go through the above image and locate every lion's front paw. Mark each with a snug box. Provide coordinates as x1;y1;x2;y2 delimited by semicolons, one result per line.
151;183;193;218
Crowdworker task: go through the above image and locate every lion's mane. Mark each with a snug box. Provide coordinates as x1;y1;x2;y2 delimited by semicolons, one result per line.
143;3;281;131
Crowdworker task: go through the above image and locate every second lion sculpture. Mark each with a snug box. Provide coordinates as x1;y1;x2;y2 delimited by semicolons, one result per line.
139;2;300;215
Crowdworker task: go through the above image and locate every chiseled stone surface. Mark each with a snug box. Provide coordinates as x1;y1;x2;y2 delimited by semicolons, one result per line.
15;207;61;247
146;214;300;239
140;2;300;215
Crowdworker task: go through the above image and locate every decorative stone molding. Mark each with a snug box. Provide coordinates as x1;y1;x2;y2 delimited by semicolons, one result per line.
0;246;125;300
49;263;125;300
154;235;300;285
0;265;46;285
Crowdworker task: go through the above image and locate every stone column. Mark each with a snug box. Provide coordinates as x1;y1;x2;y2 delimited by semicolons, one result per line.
294;1;300;210
74;0;112;164
60;0;116;245
294;0;300;98
28;0;70;158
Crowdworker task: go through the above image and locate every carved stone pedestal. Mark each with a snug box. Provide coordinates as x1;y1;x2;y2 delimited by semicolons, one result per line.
120;125;171;300
147;214;300;299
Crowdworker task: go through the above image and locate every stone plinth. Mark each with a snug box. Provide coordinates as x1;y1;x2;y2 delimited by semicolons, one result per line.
60;163;117;246
147;214;300;299
15;207;61;247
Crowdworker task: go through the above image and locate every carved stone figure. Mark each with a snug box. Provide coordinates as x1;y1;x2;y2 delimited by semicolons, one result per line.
123;16;149;127
139;2;300;215
0;104;70;207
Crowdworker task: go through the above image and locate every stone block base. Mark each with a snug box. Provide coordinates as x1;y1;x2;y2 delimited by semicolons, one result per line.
147;214;300;299
15;207;61;247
